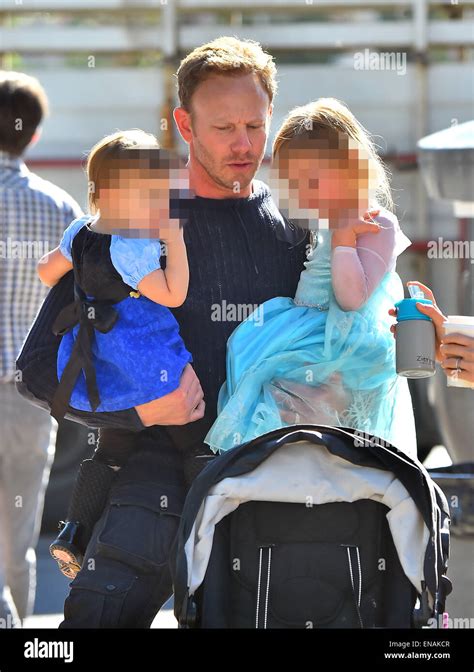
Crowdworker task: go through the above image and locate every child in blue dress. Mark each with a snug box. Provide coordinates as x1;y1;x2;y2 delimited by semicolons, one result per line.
37;130;193;577
204;98;417;457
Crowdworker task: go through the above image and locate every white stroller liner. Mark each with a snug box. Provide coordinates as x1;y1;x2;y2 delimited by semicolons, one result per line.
184;440;431;603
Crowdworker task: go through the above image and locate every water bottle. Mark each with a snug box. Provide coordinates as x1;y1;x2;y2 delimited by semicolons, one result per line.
395;285;436;378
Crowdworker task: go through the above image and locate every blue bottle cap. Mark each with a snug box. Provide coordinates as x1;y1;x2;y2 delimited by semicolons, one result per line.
395;297;433;322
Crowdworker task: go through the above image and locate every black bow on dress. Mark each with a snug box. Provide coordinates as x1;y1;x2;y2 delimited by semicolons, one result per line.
50;283;123;422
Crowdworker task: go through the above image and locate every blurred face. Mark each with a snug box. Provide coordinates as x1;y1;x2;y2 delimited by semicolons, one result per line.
175;73;272;196
95;159;190;237
271;135;374;228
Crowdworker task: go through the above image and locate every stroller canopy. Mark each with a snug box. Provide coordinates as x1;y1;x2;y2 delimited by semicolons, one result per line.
174;425;450;624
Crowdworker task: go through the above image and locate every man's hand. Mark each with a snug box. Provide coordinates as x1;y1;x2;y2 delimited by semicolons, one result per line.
135;363;205;427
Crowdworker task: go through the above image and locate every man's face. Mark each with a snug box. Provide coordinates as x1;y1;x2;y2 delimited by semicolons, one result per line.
186;73;272;193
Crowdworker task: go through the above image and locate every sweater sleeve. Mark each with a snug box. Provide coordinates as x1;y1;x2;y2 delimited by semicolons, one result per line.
331;211;411;311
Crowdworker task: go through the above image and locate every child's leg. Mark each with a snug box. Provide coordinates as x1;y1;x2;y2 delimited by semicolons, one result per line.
70;428;137;529
50;429;137;578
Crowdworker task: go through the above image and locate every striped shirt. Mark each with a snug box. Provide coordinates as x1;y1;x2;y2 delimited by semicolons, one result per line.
0;150;83;382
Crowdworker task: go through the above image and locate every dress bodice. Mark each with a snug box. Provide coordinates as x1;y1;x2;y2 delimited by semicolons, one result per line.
293;229;333;310
71;224;133;301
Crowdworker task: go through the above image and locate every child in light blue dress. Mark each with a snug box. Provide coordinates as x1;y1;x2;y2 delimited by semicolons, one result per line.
204;99;417;457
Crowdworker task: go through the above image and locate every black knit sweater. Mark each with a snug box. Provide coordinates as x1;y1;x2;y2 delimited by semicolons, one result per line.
169;179;309;420
106;180;310;478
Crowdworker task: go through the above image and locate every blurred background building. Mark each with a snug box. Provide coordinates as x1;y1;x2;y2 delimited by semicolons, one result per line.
0;0;473;625
1;0;472;311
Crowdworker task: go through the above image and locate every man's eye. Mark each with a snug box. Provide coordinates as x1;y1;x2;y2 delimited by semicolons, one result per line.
215;126;230;131
248;125;263;129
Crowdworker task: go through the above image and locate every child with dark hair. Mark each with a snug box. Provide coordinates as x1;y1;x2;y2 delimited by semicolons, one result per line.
37;129;193;578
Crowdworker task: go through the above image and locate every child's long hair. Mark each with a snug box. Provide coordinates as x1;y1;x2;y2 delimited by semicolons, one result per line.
85;129;160;214
272;98;393;213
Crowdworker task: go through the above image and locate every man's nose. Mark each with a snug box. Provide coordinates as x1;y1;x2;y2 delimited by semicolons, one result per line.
230;129;252;154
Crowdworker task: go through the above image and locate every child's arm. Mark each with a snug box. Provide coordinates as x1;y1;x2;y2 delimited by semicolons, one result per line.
38;216;87;287
138;233;189;308
37;247;73;287
110;229;189;308
331;212;403;311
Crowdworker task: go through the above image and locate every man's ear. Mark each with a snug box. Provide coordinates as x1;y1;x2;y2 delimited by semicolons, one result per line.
266;103;273;131
28;127;42;150
173;107;193;144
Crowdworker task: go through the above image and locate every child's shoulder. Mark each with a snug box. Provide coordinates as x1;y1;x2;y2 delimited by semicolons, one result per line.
65;214;96;237
109;235;163;290
110;234;163;254
59;214;96;261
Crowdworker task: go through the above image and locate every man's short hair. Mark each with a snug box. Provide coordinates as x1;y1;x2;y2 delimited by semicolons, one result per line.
176;36;277;112
0;71;49;156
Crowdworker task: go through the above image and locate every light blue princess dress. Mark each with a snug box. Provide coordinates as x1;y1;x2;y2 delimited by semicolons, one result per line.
204;223;417;456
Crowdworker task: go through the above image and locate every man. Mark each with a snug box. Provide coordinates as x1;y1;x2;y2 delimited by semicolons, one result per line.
0;71;83;626
59;36;310;628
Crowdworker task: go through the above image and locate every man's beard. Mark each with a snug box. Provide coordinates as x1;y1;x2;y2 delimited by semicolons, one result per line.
193;136;262;192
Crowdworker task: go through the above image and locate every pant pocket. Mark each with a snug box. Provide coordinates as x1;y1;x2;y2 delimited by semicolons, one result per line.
62;563;137;628
96;482;184;574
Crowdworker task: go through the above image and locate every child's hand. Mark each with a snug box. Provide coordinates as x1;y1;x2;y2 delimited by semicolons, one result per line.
331;209;381;249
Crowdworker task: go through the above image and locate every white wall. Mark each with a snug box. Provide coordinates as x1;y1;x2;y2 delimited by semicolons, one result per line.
23;63;474;160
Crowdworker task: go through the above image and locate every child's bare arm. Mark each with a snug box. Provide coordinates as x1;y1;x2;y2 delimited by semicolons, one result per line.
138;234;189;308
37;247;73;287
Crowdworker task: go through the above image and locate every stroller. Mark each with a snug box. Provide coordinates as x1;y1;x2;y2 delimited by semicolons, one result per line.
173;424;452;629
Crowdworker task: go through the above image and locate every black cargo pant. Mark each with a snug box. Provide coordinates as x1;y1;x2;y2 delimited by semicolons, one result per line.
59;419;214;629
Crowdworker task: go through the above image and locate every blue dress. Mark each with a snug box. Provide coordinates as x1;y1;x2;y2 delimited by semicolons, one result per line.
204;229;416;455
56;216;192;412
